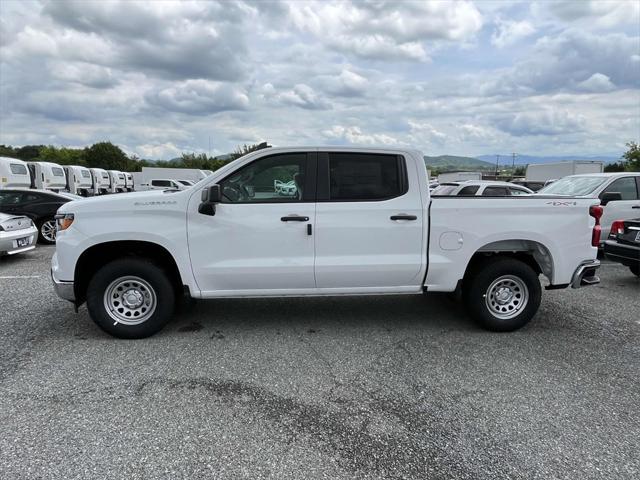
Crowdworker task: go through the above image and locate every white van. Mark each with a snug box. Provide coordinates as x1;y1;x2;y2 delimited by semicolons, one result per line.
108;170;127;193
0;157;31;189
27;161;67;192
90;168;111;195
63;165;93;196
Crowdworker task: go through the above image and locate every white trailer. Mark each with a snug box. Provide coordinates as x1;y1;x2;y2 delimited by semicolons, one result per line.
90;168;111;195
525;161;604;182
0;157;31;189
140;167;210;184
108;170;127;193
27;161;67;191
63;165;93;196
437;171;483;183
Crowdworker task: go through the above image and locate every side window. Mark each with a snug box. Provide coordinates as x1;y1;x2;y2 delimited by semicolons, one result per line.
328;153;405;201
482;186;508;196
509;188;529;196
10;163;28;175
457;185;479;196
0;192;23;205
220;153;308;203
51;167;65;177
602;177;638;201
152;180;170;187
23;193;41;202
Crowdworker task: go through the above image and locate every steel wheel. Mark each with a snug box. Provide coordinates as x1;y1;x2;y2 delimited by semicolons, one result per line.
103;276;157;325
484;275;529;320
40;219;57;243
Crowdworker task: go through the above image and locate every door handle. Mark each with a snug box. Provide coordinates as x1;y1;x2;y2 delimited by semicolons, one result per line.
281;215;309;222
632;205;640;209
390;214;417;221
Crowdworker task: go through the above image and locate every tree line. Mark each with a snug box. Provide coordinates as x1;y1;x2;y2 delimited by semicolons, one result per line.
0;141;271;173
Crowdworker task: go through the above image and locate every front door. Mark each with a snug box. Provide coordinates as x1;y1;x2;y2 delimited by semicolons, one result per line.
188;152;317;296
314;151;425;289
600;176;640;238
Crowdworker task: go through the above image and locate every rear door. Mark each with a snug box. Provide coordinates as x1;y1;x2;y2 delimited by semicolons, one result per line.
600;176;640;237
314;151;424;289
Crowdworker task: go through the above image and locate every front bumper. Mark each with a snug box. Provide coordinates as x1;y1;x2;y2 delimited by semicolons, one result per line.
570;259;600;288
0;226;37;255
51;252;75;302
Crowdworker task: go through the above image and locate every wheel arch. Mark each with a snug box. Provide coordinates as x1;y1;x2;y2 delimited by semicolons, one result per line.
463;239;555;284
74;240;185;305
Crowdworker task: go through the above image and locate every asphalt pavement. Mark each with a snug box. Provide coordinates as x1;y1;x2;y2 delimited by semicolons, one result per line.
1;246;639;479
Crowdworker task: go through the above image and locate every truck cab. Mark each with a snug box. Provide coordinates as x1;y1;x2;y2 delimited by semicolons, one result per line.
63;165;93;196
0;157;31;189
89;168;111;195
27;161;67;192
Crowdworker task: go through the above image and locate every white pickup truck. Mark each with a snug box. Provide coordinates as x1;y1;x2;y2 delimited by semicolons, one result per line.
51;147;602;339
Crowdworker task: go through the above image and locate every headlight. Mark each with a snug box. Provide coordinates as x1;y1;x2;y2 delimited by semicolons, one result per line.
55;213;74;231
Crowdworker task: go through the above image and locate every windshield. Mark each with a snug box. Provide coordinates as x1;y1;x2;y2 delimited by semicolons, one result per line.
538;176;608;196
431;185;459;195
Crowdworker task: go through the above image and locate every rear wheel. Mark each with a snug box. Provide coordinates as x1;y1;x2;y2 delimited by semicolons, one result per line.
38;218;57;244
86;258;175;339
463;257;541;332
630;265;640;277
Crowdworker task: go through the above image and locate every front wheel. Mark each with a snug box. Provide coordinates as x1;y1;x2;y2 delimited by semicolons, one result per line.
38;218;57;244
86;259;176;339
463;257;542;332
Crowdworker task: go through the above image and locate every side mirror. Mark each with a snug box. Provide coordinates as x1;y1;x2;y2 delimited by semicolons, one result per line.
198;184;221;216
600;192;622;206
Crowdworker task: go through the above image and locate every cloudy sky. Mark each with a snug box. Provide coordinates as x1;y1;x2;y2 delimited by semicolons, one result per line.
0;0;638;159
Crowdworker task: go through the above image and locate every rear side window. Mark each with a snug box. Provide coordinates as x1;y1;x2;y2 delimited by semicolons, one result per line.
482;186;509;196
602;177;639;200
51;167;64;177
328;153;405;201
509;188;529;196
10;163;28;175
152;180;171;187
0;192;23;205
457;185;479;196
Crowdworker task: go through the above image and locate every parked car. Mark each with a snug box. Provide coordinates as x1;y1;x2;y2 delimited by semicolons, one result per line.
142;179;188;190
0;212;37;255
0;189;76;244
604;218;640;277
431;181;534;196
537;173;640;242
52;147;601;339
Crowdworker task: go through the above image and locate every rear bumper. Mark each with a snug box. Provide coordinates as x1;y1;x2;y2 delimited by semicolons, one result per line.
570;259;600;289
604;240;640;268
0;226;37;255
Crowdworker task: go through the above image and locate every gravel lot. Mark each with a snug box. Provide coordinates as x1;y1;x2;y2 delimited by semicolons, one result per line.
1;246;639;479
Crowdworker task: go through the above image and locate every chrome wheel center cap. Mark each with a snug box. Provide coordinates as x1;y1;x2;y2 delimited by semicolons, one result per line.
122;289;144;308
495;288;513;305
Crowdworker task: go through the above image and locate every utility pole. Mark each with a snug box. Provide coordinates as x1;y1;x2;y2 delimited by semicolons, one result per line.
208;136;211;158
512;152;517;177
495;154;500;178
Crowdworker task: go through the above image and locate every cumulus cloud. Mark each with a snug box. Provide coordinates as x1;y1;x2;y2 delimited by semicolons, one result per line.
407;121;447;146
323;126;399;145
484;30;639;95
577;73;615;93
288;0;482;61
260;83;331;110
491;18;535;48
546;0;640;28
493;110;586;136
146;80;249;115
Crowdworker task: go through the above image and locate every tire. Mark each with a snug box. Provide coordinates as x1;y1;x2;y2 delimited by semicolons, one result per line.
86;258;175;339
38;217;57;244
630;265;640;277
463;257;541;332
